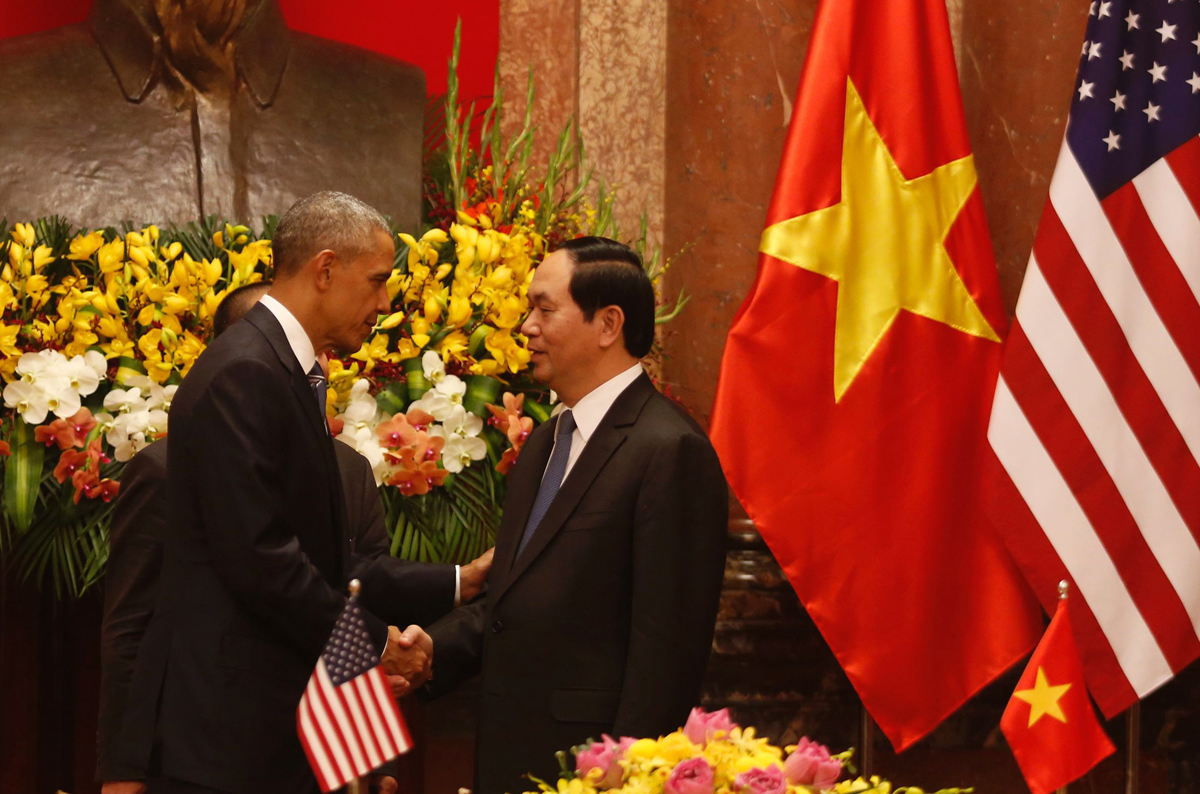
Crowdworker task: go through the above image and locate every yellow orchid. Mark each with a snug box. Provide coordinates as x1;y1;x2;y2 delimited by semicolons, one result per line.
68;230;106;261
394;337;421;361
173;331;206;376
410;316;431;349
0;322;20;358
435;330;468;362
97;239;126;274
350;334;401;373
447;294;472;327
11;222;35;248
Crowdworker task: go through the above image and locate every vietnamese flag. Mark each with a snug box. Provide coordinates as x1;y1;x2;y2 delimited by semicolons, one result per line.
1002;592;1115;794
709;0;1042;750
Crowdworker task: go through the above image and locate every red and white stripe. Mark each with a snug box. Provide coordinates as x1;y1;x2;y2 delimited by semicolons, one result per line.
987;135;1200;717
297;659;413;792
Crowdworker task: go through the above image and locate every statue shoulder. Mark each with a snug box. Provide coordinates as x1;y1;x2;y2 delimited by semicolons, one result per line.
284;32;425;109
0;25;113;92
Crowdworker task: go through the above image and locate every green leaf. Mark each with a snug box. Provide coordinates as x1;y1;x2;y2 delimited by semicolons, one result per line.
4;418;45;532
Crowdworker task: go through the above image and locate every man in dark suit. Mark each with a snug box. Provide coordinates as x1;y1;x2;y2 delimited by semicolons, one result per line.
118;192;437;794
98;281;487;794
428;237;730;794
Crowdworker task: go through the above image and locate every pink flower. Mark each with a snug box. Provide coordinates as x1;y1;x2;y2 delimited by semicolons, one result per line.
784;738;842;789
734;765;787;794
574;734;633;789
665;757;714;794
683;707;738;745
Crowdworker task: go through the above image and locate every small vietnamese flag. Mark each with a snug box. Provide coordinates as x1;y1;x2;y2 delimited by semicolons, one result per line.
1002;583;1115;794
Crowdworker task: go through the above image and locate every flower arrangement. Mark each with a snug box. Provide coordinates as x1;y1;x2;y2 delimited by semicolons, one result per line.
522;708;971;794
0;24;684;596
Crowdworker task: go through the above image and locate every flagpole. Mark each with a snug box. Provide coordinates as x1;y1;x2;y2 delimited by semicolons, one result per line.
1125;701;1140;794
859;705;874;776
346;578;365;794
1055;580;1070;794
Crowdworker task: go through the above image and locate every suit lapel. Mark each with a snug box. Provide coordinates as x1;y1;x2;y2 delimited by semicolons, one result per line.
491;375;656;604
245;304;344;573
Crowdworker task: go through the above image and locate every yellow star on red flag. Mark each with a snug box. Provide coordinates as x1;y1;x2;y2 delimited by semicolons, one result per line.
759;78;999;401
1012;666;1072;728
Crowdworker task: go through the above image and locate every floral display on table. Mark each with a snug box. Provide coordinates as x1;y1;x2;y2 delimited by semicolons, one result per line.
0;24;684;597
519;708;971;794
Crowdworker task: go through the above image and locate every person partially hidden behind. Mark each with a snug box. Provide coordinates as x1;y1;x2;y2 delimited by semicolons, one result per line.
110;192;462;794
427;237;730;794
97;279;493;794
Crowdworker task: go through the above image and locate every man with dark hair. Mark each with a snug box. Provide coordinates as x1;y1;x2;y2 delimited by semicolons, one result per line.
210;280;271;337
427;236;730;794
117;192;438;794
101;276;488;794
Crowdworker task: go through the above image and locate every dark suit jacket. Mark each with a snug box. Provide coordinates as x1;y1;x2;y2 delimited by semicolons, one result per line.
428;373;729;794
115;303;451;794
97;436;456;782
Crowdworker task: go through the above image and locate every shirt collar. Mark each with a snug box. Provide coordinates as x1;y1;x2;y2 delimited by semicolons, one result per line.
89;0;291;107
259;294;317;373
566;364;644;443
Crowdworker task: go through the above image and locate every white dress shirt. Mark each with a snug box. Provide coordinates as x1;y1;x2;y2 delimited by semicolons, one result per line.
259;294;317;373
549;363;644;482
259;294;465;606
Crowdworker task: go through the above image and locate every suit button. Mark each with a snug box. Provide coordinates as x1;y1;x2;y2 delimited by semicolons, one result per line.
491;620;504;634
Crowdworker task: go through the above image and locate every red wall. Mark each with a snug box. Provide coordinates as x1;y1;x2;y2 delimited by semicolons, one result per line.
0;0;499;101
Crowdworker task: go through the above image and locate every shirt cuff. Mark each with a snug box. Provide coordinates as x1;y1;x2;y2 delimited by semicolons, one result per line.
454;564;462;606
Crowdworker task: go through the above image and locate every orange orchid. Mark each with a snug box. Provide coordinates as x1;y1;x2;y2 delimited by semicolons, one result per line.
35;407;98;450
487;392;534;473
386;459;450;496
0;440;9;457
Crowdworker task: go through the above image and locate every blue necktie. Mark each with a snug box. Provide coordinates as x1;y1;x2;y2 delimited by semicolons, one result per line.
515;410;576;560
307;362;329;434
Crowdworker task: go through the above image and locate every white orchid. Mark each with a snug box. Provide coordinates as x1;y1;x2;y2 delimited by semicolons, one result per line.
41;377;82;420
14;349;63;385
104;387;146;415
102;407;169;462
422;350;446;384
435;374;466;406
441;434;487;473
3;380;51;424
411;389;454;421
63;353;104;397
144;384;178;413
442;405;483;438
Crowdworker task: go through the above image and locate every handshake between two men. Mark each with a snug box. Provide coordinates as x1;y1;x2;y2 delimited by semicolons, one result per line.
378;547;493;697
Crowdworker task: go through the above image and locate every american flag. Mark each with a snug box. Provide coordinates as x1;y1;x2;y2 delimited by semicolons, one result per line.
297;598;412;792
986;0;1200;718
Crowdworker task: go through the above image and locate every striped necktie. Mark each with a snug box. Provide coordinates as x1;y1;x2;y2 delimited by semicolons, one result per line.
307;362;329;435
515;410;576;560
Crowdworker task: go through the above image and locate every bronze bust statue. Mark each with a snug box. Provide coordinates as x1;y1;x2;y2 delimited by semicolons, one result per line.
0;0;424;230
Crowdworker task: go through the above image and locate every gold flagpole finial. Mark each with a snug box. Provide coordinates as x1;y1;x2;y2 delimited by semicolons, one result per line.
1058;580;1069;600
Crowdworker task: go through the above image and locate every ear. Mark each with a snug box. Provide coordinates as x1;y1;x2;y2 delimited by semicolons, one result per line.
311;249;337;292
595;305;626;350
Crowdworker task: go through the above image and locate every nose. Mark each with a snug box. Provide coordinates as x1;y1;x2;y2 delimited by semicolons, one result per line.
376;282;391;313
520;313;537;338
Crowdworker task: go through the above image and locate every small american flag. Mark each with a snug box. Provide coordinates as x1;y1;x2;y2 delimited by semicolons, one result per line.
297;596;411;792
987;0;1200;719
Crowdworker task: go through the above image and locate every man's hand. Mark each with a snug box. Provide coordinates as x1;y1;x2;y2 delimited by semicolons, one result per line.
368;773;399;794
101;782;146;794
460;547;494;603
381;624;432;696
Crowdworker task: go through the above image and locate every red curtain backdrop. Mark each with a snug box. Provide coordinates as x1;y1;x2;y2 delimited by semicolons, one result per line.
0;0;499;101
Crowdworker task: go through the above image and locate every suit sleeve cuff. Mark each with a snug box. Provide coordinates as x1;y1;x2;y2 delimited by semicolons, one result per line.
453;564;462;607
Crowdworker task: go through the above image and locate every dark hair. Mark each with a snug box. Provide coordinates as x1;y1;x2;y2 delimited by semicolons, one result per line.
213;281;272;337
272;191;390;278
556;236;655;358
